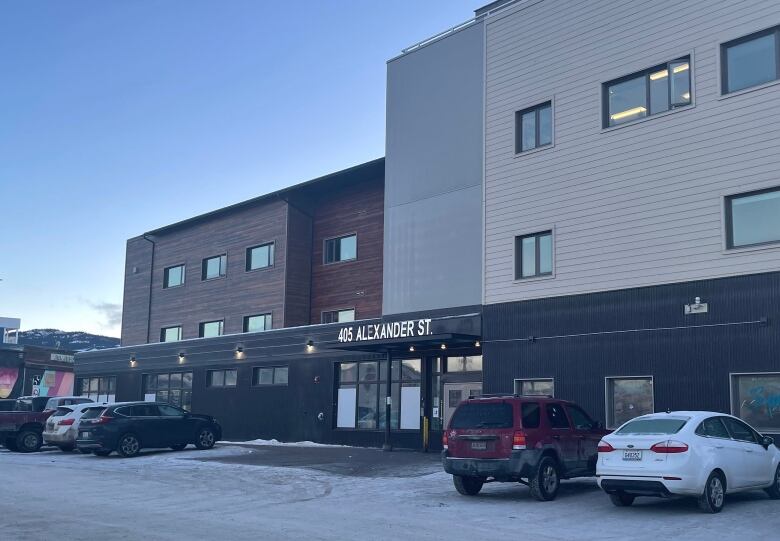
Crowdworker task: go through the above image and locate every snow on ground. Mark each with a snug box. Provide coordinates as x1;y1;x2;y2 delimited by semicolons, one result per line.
1;444;778;541
219;438;350;448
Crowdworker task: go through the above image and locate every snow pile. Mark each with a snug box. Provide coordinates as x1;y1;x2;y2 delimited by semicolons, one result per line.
220;438;350;448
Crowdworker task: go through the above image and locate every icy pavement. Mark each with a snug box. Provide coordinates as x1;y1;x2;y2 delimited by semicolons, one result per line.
1;444;778;540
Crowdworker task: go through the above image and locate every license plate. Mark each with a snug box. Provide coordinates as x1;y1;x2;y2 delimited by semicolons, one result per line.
623;450;642;461
81;432;91;439
471;441;487;450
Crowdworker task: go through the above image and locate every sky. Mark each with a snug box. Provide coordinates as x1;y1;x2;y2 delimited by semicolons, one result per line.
0;0;478;337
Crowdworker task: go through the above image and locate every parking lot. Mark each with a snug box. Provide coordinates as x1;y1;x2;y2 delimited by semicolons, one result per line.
1;443;778;540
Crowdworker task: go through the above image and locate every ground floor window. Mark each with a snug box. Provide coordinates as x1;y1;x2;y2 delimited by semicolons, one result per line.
252;366;288;386
143;372;192;410
731;372;780;433
445;355;482;373
76;376;116;402
514;378;554;397
207;369;237;388
606;376;654;428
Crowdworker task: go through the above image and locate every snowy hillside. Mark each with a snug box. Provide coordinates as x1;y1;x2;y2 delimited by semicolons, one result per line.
17;329;120;351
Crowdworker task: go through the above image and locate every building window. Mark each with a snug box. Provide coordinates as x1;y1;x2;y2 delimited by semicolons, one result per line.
324;234;357;264
207;369;237;388
515;231;553;279
336;359;421;430
606;376;654;429
515;101;552;153
202;254;227;280
446;355;483;373
321;309;356;324
731;373;780;433
252;366;288;386
160;326;182;343
76;376;116;402
244;313;272;333
246;243;274;271
722;27;779;94
725;187;780;249
514;378;554;397
163;265;185;288
143;372;192;410
604;56;691;127
199;320;224;338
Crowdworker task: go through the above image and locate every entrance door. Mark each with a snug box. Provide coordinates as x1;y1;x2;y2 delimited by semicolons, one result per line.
443;382;482;429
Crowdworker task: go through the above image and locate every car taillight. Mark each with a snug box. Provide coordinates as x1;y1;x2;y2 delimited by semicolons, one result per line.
597;440;615;453
512;431;527;450
442;432;449;450
651;440;689;454
97;415;113;424
58;418;75;426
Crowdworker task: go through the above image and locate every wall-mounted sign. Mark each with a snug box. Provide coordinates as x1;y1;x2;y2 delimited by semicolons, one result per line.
337;319;433;343
50;353;75;363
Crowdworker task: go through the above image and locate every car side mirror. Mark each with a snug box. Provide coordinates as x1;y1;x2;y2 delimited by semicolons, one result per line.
761;435;774;449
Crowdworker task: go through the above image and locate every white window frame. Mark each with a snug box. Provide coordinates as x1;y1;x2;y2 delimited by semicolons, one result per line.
729;371;780;433
604;375;654;429
513;378;555;397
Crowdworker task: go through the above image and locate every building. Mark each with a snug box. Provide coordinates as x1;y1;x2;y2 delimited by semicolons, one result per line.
0;317;21;344
76;0;780;446
0;344;76;400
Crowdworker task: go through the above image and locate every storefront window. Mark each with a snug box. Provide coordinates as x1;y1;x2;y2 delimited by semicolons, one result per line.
431;358;443;431
76;376;116;403
731;373;780;433
514;378;554;397
606;377;654;428
143;371;193;410
446;355;483;373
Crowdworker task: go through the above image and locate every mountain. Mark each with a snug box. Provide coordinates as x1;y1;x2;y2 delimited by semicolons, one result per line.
17;329;120;351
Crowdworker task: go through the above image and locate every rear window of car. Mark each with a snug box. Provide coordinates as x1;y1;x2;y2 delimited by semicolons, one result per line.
521;402;541;429
52;407;74;417
80;407;106;420
616;418;688;435
450;402;514;429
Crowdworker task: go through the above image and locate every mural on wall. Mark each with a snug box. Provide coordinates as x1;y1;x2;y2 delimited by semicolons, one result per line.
0;368;20;398
32;370;74;397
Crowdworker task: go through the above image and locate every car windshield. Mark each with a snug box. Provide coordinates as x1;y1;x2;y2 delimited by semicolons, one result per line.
52;407;74;417
80;407;107;420
450;402;514;429
616;418;688;435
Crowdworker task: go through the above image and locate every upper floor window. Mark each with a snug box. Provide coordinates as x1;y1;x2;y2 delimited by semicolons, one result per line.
246;242;274;271
726;187;780;249
244;313;272;333
515;231;552;279
163;265;185;288
515;101;552;153
324;234;357;264
199;320;224;338
722;27;779;93
160;326;182;342
202;254;227;280
604;56;691;127
322;309;355;324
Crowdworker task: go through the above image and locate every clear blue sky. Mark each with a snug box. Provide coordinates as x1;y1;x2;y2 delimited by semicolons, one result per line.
0;0;478;337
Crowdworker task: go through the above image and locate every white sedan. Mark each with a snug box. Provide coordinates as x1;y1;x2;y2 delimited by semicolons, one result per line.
596;411;780;513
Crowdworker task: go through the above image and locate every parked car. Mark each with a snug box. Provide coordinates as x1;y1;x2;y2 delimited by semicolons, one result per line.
0;399;16;412
76;402;221;457
596;411;780;513
0;397;57;452
43;402;105;452
442;394;608;501
42;396;93;415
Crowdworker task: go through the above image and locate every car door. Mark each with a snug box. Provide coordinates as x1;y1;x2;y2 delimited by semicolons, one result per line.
545;403;578;473
131;404;165;448
723;417;774;487
696;416;747;487
565;404;600;473
157;404;190;445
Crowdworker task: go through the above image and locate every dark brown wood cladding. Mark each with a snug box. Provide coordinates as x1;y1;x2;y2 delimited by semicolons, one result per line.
284;205;313;327
120;237;154;345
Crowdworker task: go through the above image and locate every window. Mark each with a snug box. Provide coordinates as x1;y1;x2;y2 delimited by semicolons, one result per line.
546;403;570;429
450;403;514;429
160;326;182;343
324;234;357;264
604;56;691;127
618;418;688;435
130;404;160;417
696;417;731;439
252;366;288;386
514;378;554;396
163;265;185;288
521;402;541;429
199;320;224;338
515;231;552;279
246;243;274;271
322;309;356;324
76;376;116;402
158;404;185;417
566;405;594;430
725;187;780;249
244;313;272;333
143;371;192;410
515;101;552;153
722;416;759;443
730;373;780;433
606;377;654;428
207;369;237;388
202;254;227;280
722;27;779;93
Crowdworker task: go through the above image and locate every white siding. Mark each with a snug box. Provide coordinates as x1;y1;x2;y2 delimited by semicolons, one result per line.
484;0;780;305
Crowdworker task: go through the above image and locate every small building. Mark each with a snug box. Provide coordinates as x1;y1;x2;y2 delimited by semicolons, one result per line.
0;343;77;399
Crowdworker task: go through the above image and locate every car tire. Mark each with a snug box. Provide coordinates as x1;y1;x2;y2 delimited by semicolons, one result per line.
765;464;780;500
453;475;484;496
170;443;187;451
117;433;141;458
698;471;726;513
58;445;75;453
529;456;561;502
609;492;635;507
4;438;18;452
195;427;216;450
93;450;112;457
16;430;42;453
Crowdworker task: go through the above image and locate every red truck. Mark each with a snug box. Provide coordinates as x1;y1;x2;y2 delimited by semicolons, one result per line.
0;396;56;452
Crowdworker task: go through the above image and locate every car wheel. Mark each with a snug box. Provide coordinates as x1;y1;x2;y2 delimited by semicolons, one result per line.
195;427;216;450
529;456;561;502
698;471;726;513
16;430;42;453
453;475;484;496
609;492;635;507
93;450;112;457
117;433;141;458
170;443;187;451
765;464;780;500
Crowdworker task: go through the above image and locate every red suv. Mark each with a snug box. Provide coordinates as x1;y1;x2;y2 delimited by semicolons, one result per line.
442;394;608;501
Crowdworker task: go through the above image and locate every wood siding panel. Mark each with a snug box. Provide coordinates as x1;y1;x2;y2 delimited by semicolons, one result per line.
120;237;154;345
284;205;313;327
